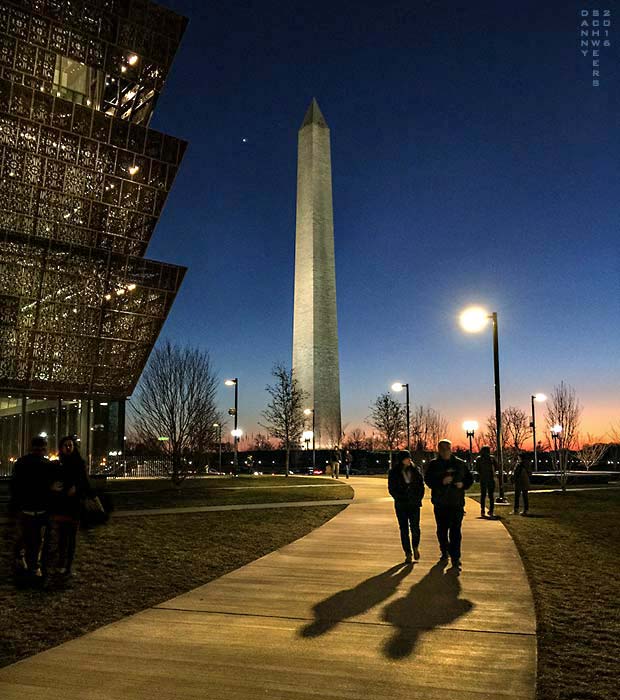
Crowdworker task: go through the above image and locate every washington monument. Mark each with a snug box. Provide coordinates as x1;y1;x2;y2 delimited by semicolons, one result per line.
292;98;342;449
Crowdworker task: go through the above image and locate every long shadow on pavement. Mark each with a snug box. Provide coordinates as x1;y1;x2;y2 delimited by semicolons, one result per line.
299;563;414;638
381;560;474;660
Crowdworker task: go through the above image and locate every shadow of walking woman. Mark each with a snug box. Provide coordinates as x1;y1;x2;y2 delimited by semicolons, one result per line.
381;560;474;660
299;563;414;638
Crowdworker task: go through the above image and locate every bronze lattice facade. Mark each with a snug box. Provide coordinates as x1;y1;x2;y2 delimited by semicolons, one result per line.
0;0;188;468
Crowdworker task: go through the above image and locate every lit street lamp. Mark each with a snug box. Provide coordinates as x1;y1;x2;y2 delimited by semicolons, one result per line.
530;393;547;472
551;424;562;472
459;306;507;502
302;430;313;460
391;382;410;452
303;408;316;473
462;420;479;470
225;378;239;473
212;422;222;472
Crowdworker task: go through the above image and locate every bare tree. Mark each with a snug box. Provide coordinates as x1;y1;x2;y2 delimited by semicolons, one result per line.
503;406;531;457
343;428;367;451
609;422;620;444
364;432;382;451
130;341;220;486
411;405;449;451
367;393;406;468
576;434;607;471
484;414;508;455
253;433;274;450
260;364;307;476
545;381;582;490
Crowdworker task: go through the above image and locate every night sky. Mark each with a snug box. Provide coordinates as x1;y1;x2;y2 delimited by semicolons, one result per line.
143;0;618;443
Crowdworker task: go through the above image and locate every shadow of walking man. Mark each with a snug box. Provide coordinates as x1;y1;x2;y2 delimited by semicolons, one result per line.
381;561;474;660
299;563;413;638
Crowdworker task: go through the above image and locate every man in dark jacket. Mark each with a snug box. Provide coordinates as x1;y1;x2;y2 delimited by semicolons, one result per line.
424;439;473;569
513;456;532;515
475;445;498;518
388;450;425;563
10;436;52;584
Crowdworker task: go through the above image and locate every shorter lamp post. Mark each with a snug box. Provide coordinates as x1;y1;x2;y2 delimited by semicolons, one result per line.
230;427;243;475
391;382;410;452
459;306;506;502
302;430;313;473
463;420;479;470
212;422;222;472
225;378;239;472
551;424;562;473
304;407;316;473
530;393;547;472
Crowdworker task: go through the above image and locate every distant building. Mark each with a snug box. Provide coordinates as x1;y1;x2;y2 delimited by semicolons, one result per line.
292;99;342;448
0;0;188;470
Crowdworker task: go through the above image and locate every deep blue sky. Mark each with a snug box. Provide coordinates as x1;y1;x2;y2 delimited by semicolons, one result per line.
144;0;618;442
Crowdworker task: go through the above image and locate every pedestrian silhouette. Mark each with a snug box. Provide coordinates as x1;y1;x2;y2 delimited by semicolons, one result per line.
300;563;413;638
381;560;474;659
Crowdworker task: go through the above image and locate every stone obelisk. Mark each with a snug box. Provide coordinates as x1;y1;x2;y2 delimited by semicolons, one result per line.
292;98;342;449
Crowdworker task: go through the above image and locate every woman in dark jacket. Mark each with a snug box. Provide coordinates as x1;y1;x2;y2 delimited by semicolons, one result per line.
388;450;425;563
50;436;94;576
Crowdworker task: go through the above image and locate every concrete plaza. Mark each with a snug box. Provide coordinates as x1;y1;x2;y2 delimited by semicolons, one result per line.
0;478;536;699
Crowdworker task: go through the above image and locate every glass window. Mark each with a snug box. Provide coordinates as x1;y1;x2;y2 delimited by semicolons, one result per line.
0;395;22;476
53;55;103;108
91;399;124;470
25;398;59;459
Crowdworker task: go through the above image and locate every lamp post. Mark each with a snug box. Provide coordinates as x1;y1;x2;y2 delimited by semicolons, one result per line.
530;393;547;472
391;382;410;452
302;430;313;472
459;306;506;502
225;378;239;473
463;420;479;470
304;408;316;474
212;422;222;472
551;424;562;473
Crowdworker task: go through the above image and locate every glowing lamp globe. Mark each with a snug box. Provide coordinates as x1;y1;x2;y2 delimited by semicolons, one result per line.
460;306;489;333
391;382;404;392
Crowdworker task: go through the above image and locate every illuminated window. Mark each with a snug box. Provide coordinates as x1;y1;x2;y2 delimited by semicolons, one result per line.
53;55;103;108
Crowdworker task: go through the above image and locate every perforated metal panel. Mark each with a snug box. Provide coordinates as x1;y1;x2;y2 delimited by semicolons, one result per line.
0;0;188;400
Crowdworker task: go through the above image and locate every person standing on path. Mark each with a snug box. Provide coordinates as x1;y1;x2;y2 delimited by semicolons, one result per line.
513;455;532;515
9;436;53;586
475;446;498;518
424;439;473;570
388;450;425;563
344;450;353;479
330;450;340;479
50;436;99;578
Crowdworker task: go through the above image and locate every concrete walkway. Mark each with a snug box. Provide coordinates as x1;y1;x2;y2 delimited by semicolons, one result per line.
0;478;536;699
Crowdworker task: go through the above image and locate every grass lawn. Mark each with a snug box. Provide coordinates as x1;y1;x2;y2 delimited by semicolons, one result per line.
0;504;345;668
499;490;620;700
103;475;353;510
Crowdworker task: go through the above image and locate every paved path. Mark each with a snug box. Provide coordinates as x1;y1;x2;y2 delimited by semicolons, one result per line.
0;478;536;699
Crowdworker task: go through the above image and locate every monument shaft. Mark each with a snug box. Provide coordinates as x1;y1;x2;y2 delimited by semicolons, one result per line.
292;100;342;449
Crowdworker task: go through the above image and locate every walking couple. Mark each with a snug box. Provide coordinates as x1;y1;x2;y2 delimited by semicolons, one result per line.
10;434;102;587
388;440;473;570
